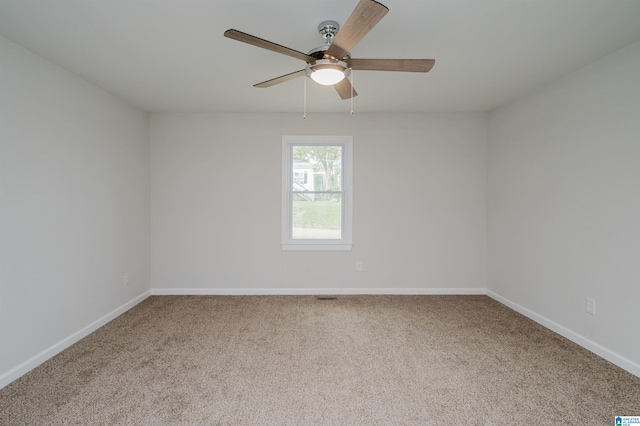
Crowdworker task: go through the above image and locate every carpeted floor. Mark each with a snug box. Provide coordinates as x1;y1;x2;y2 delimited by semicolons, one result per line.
1;295;638;424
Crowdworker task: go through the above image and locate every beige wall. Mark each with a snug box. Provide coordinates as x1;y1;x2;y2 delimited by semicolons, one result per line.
150;112;488;293
0;35;150;385
488;40;640;375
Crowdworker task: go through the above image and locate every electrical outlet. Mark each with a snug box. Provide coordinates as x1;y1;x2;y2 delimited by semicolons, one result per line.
356;261;363;272
586;298;595;315
124;273;130;286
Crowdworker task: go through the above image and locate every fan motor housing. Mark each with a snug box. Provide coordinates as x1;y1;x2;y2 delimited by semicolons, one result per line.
308;21;352;61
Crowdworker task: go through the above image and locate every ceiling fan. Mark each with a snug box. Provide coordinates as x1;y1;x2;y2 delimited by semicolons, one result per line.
224;0;435;100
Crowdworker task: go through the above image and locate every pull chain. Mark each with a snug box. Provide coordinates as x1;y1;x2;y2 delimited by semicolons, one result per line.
303;77;307;119
350;70;354;115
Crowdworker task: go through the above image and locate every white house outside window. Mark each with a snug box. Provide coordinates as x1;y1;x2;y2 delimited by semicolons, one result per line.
282;135;353;251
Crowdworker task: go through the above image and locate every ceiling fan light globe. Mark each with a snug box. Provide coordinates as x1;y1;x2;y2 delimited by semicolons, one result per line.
311;68;346;85
305;59;350;86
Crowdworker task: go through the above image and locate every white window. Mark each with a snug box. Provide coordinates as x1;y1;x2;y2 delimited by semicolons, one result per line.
293;172;307;185
282;135;353;251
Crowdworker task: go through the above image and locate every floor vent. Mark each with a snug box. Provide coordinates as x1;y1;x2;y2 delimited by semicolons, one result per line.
316;296;338;301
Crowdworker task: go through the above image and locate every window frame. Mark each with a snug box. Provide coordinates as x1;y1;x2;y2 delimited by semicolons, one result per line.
282;135;353;251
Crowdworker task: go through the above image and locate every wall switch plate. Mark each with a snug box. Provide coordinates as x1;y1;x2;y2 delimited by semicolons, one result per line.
586;298;595;315
356;261;363;272
124;273;130;285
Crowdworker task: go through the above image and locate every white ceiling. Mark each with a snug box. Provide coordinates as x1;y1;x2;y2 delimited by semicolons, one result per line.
1;0;640;113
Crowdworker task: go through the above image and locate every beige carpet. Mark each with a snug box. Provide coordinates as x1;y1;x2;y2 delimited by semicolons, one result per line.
1;295;638;424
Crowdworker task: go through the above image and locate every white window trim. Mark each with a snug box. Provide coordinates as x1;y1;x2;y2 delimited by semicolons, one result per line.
282;135;353;251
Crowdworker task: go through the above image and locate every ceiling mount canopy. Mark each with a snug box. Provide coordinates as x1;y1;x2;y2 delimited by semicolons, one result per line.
317;20;339;41
223;0;435;100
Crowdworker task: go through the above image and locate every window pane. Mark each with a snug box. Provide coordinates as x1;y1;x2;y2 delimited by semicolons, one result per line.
292;193;342;240
292;145;342;192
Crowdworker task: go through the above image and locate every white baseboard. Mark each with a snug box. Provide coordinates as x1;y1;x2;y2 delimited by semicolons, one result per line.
0;291;151;389
487;290;640;378
151;287;487;296
4;288;636;390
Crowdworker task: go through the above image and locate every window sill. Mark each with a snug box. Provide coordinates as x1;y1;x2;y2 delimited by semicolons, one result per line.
281;244;352;251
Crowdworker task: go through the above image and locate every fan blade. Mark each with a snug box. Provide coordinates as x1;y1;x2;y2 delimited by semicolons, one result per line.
334;78;358;100
347;58;435;72
254;69;306;88
224;29;316;63
325;0;388;60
